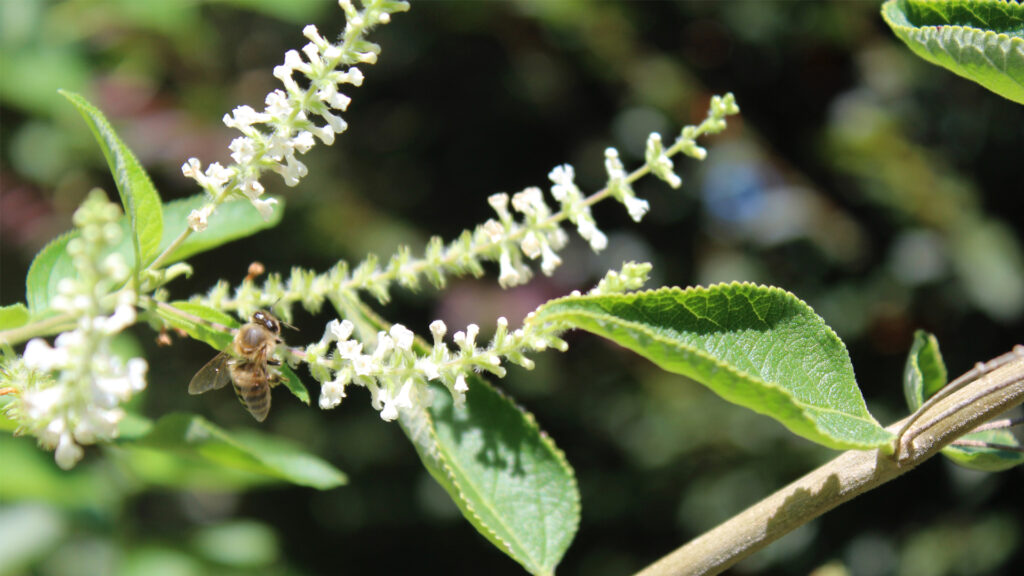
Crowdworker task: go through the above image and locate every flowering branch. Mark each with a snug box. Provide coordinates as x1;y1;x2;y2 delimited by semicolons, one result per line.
195;94;740;320
2;191;148;469
145;0;409;274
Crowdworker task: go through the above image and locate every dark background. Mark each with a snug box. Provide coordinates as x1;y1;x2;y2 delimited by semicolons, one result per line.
3;1;1024;575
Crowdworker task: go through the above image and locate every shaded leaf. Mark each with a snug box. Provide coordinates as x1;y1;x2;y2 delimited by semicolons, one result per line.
131;413;345;489
882;0;1024;105
532;283;893;450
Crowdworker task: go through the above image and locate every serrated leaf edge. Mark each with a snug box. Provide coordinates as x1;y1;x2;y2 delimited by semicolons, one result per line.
535;283;892;450
409;379;579;575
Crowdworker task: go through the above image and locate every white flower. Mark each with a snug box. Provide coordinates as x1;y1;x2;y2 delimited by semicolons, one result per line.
55;432;84;470
429;320;447;343
23;339;66;372
624;196;650;222
540;243;562;275
337;339;362;360
389;324;415;351
482;219;505;243
319;374;348;410
379;379;415;421
577;218;608;251
415;358;440;380
498;249;520;287
252;197;278;220
328;319;355;342
520;232;542;259
352;354;374;376
188;208;209;232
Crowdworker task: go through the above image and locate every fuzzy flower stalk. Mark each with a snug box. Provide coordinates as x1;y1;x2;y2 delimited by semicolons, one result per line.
180;0;409;232
2;191;148;469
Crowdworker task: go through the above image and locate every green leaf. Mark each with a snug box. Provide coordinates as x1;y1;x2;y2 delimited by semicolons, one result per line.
532;283;893;450
903;330;948;411
340;294;579;573
156;194;285;264
155;301;238;350
943;428;1024;471
24;195;281;317
399;377;580;576
25;232;76;315
154;301;309;404
882;0;1024;105
59;90;163;269
131;413;346;489
0;304;30;331
278;363;310;405
901;331;1024;471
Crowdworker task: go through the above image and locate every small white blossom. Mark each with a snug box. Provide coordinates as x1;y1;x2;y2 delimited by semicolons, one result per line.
187;206;211;232
379;379;415;421
390;324;415;351
329;319;355;342
498;249;520;287
319;373;348;409
540;243;562;275
429;320;447;343
520;232;543;260
416;358;440;380
483;219;505;243
623;196;650;222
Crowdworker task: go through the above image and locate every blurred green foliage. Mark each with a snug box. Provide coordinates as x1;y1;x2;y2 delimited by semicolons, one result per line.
3;1;1024;575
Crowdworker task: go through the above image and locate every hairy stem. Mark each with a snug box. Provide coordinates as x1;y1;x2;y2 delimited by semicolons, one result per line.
635;353;1024;576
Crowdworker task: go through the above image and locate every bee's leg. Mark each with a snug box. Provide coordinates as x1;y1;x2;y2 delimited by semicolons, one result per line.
268;358;281;366
268;371;284;388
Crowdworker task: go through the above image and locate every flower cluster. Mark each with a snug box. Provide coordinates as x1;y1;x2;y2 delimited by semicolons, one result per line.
181;0;409;228
3;191;148;469
305;312;571;420
303;261;651;419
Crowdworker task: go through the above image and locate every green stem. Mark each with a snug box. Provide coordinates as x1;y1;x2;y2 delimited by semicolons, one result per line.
0;314;78;347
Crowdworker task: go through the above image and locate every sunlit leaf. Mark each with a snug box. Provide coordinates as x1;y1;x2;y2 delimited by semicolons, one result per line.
902;330;1024;471
882;0;1024;105
400;377;580;576
131;413;345;489
155;194;285;265
0;303;30;331
155;301;309;404
25;232;76;315
343;297;579;575
532;283;893;450
903;330;948;411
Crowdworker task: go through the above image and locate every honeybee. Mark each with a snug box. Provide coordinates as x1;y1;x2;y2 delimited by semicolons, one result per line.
189;309;284;422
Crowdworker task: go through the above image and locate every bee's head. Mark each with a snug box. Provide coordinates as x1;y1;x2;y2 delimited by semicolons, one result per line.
251;310;280;334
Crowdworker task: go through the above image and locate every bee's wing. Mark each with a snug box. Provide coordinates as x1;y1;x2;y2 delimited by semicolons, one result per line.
189;352;233;395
